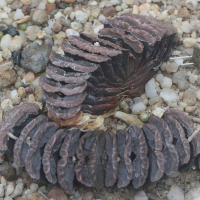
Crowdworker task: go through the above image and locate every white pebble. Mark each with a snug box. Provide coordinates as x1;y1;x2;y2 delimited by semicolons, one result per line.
71;21;82;31
156;74;164;83
196;89;200;101
160;88;179;105
30;183;39;193
1;12;9;18
43;27;52;35
145;79;157;98
37;2;46;10
111;0;120;5
54;12;63;20
75;10;89;23
0;0;7;8
90;1;97;5
0;34;13;50
160;77;172;89
152;107;165;118
116;6;122;11
183;38;196;48
4;197;13;200
173;58;183;66
16;178;22;184
181;21;192;33
48;19;55;29
1;176;7;186
65;29;80;37
0;52;3;63
14;9;24;20
185;0;197;10
99;14;106;23
0;184;4;197
10;183;24;198
133;191;148;200
94;24;104;35
6;183;15;196
25;189;32;195
132;102;146;114
10;90;19;100
1;99;13;110
167;185;184;200
189;74;198;84
18;30;27;43
9;36;23;52
166;62;179;73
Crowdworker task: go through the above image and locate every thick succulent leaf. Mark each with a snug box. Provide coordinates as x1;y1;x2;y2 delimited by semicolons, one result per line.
14;115;48;167
57;129;81;190
42;90;87;108
149;116;179;175
163;114;190;166
50;52;99;73
87;131;106;189
0;103;40;153
127;125;149;188
105;131;119;187
75;132;96;187
142;123;165;182
46;66;90;84
40;76;87;96
46;104;81;120
116;130;133;188
25;122;59;179
164;108;200;157
42;129;66;184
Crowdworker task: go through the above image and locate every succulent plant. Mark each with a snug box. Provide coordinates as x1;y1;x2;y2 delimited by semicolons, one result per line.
39;13;177;127
0;102;200;190
1;14;199;191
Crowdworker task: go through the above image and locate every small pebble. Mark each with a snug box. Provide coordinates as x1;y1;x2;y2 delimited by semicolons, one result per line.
160;88;179;105
6;183;15;196
5;26;19;37
19;22;28;30
0;31;3;39
48;0;55;3
48;188;69;200
152;107;165;117
140;112;149;122
10;183;24;198
1;99;13;110
167;185;184;200
132;102;146;114
145;79;157;98
30;183;39;193
82;191;93;200
183;90;197;106
133;191;148;200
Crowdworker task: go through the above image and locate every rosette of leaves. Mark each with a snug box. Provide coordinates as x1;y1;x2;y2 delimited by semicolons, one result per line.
1;103;200;190
40;13;177;127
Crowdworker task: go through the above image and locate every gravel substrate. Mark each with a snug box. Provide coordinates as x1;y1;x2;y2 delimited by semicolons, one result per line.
0;0;200;199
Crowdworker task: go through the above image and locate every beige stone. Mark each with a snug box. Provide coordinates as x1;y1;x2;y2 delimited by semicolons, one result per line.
0;65;17;89
23;71;35;82
31;9;48;25
61;0;76;4
37;30;46;39
16;15;30;24
20;0;31;5
18;87;26;98
48;188;69;200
